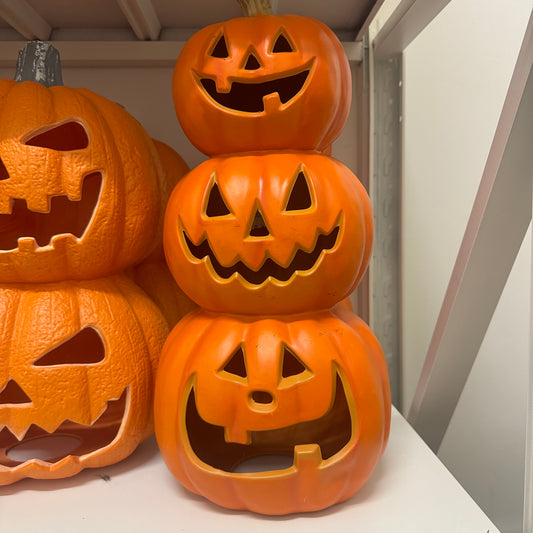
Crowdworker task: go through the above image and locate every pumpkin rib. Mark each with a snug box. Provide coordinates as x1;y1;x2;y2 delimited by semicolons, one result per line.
73;89;126;269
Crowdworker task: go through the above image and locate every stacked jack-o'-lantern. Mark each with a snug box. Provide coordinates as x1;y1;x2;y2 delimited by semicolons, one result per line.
0;42;191;486
155;0;391;515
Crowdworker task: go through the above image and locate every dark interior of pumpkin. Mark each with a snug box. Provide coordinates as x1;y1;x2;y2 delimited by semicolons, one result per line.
0;121;101;251
185;367;352;473
0;327;126;466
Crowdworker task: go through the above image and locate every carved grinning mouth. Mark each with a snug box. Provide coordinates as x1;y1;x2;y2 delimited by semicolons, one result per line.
183;225;340;285
0;172;102;251
185;373;353;473
0;388;127;467
199;69;310;113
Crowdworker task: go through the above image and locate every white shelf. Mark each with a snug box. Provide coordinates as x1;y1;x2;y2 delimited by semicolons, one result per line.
0;408;498;532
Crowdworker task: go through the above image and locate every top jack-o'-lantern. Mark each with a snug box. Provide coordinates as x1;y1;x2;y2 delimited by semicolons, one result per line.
172;0;351;156
0;42;163;283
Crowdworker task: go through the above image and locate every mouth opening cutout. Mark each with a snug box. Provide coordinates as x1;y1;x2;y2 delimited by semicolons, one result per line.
0;388;128;467
183;224;340;285
199;70;310;113
0;172;102;251
185;373;352;474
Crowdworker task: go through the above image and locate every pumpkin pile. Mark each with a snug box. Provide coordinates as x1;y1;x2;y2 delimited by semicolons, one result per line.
0;42;190;485
155;0;391;515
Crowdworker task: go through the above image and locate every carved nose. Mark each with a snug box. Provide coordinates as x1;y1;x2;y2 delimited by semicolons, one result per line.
243;52;261;70
248;209;270;237
250;390;274;405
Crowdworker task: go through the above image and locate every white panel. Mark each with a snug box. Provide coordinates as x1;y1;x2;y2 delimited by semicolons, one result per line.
401;0;533;414
438;226;530;533
401;0;533;529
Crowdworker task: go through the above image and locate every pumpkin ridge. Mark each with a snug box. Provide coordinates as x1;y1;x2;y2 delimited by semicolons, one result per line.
77;90;126;266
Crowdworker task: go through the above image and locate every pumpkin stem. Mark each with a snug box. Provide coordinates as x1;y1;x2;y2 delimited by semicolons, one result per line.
237;0;274;16
15;40;63;87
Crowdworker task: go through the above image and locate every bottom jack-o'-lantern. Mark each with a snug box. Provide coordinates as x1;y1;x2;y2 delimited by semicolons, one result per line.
154;307;390;515
0;274;168;485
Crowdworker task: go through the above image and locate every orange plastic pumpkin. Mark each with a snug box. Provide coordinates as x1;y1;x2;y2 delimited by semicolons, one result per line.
164;152;373;314
172;10;351;155
129;261;197;327
128;139;196;326
154;307;390;515
0;79;163;283
0;274;168;485
140;139;190;264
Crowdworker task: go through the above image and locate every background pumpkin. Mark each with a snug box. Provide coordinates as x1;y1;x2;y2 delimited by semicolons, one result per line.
172;8;351;156
0;274;168;485
0;79;163;283
154;307;390;515
129;261;197;328
164;152;373;314
129;139;197;327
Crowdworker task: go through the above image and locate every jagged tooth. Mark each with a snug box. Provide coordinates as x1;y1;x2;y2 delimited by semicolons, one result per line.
35;418;66;435
49;233;72;247
263;92;282;113
6;424;31;442
17;237;38;252
25;197;50;214
0;197;13;214
224;426;251;445
215;78;231;93
294;443;323;470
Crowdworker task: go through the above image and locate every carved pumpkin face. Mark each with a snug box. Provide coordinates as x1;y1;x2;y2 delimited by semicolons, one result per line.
173;14;351;155
0;275;168;485
154;308;390;515
164;153;373;315
0;79;162;283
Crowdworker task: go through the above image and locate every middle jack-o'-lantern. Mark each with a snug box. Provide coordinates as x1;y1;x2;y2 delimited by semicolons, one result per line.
164;152;373;315
172;7;351;156
0;274;168;486
0;79;163;283
154;308;390;515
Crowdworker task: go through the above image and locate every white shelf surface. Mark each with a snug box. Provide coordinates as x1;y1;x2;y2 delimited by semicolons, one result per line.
0;408;498;532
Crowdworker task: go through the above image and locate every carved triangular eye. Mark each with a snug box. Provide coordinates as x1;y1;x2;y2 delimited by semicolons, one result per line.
0;158;9;181
0;379;31;405
24;121;89;151
206;181;231;217
272;32;294;53
281;346;307;378
222;346;247;378
210;34;229;58
285;171;312;211
33;327;105;366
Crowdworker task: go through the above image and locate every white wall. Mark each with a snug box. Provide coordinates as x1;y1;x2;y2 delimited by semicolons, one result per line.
402;0;532;530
